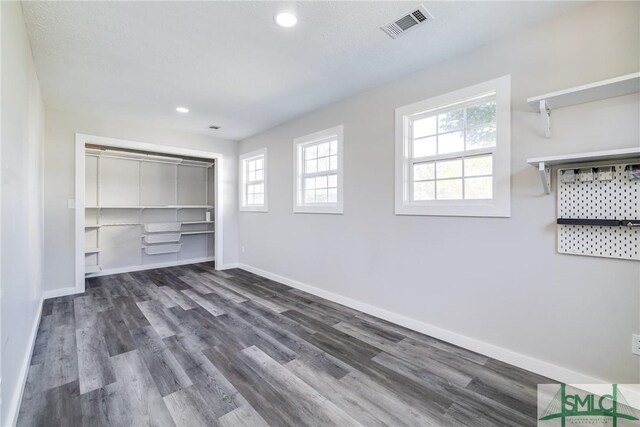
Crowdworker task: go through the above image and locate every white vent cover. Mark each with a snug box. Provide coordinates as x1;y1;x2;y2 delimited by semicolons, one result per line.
381;5;433;39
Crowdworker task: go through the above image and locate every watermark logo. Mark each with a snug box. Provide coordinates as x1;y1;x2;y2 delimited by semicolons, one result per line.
538;384;640;426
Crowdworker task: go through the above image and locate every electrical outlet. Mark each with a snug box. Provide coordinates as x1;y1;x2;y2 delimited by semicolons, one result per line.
67;199;76;209
632;334;640;356
241;246;245;253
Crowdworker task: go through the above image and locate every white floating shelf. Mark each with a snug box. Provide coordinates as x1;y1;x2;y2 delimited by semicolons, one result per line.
85;224;101;228
85;265;101;274
85;248;101;254
527;147;640;194
527;72;640;138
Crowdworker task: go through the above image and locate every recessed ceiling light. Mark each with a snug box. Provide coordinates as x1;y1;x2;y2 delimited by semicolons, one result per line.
275;11;297;28
176;106;189;113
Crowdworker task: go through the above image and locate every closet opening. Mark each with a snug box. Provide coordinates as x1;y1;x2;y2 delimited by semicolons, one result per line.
74;134;224;294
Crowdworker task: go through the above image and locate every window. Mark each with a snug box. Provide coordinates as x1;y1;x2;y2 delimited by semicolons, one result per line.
239;148;267;212
395;75;511;217
293;125;343;214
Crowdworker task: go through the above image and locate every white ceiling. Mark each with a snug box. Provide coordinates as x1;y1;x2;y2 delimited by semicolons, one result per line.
22;1;585;141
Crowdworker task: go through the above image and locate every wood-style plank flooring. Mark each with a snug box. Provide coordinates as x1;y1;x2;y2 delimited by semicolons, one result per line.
17;263;554;426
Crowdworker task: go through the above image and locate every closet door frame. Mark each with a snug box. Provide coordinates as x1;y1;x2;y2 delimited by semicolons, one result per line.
74;133;224;295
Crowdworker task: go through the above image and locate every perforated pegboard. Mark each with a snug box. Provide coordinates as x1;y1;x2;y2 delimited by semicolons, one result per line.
557;163;639;260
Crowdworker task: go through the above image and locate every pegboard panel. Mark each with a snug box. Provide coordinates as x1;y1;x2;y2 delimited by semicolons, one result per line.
558;163;639;260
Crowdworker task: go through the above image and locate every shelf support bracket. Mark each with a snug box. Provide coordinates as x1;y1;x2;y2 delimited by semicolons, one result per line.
539;100;551;138
538;162;551;194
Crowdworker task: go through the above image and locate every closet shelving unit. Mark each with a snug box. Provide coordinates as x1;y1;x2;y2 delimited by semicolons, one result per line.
84;147;215;276
526;72;640;194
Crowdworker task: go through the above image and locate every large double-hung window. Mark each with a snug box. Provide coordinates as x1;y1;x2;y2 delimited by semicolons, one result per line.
395;76;511;217
293;125;343;214
239;148;267;212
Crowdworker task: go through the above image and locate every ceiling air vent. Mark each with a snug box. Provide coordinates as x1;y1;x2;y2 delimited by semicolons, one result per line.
381;5;433;39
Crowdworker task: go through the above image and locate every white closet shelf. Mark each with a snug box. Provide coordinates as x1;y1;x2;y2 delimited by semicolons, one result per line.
86;148;214;168
527;72;640;138
85;223;143;228
181;230;215;235
143;222;214;233
144;222;182;233
527;147;640;194
181;220;214;225
143;233;182;244
85;248;101;254
86;205;213;209
143;243;182;255
85;265;101;274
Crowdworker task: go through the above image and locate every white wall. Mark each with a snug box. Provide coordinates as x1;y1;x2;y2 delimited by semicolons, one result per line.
1;2;45;425
239;2;640;383
43;107;240;294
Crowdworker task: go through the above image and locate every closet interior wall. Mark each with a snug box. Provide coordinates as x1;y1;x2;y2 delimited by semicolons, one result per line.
84;146;215;276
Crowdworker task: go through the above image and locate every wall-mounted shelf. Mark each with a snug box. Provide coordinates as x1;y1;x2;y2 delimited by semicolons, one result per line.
527;147;640;194
527;72;640;138
85;224;100;229
85;248;101;254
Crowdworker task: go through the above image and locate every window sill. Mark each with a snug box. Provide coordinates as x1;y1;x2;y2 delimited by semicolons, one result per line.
294;204;343;215
395;202;510;218
240;206;268;213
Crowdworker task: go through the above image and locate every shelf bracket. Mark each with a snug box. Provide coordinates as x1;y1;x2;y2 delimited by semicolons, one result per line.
538;162;551;194
539;100;551;138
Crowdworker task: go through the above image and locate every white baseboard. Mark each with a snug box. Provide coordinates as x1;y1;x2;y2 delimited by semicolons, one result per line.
238;263;606;385
85;256;216;278
43;287;77;300
217;262;239;270
5;297;44;427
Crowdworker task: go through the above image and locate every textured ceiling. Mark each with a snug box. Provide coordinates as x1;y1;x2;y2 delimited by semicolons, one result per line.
22;1;585;141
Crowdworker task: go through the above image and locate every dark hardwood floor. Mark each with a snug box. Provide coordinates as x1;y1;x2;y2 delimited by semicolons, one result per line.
17;263;553;426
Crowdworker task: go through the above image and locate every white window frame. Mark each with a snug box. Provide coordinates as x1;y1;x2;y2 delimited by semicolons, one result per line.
239;148;268;212
395;75;511;217
293;125;344;214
